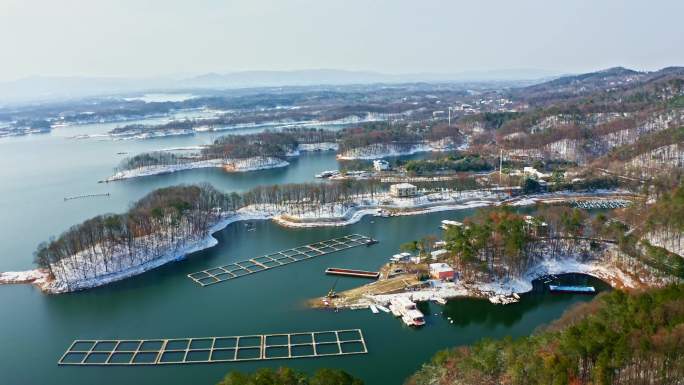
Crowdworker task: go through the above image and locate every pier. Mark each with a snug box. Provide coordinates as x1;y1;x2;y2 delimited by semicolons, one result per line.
58;329;367;366
64;193;111;201
188;234;375;287
325;268;379;279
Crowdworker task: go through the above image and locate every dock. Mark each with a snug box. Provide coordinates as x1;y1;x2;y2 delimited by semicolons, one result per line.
325;268;379;279
64;193;111;201
188;234;375;287
58;329;367;366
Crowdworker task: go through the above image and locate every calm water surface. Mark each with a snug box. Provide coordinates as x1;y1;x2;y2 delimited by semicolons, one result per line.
0;127;608;385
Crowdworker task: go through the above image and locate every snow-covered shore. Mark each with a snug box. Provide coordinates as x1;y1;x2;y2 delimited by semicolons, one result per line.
103;142;336;182
332;246;665;312
103;157;289;182
336;139;456;160
1;212;273;294
1;189;636;294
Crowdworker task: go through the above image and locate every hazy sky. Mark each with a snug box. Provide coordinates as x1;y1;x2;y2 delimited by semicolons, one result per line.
1;0;683;81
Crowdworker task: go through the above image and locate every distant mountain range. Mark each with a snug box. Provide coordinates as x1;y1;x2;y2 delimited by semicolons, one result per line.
3;67;682;106
514;66;684;105
0;68;558;105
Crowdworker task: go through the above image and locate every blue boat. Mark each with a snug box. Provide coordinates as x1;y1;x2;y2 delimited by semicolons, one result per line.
548;285;596;294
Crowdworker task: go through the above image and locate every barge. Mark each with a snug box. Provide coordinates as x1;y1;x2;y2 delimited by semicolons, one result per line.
325;268;379;279
549;285;596;294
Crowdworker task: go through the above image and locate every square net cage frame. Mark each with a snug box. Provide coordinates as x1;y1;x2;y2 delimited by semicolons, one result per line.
187;234;373;287
58;329;368;366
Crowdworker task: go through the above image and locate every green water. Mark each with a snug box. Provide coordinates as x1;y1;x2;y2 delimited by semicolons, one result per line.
0;127;608;385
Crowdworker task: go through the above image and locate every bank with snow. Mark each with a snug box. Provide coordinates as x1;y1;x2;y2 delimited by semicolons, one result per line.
103;156;289;182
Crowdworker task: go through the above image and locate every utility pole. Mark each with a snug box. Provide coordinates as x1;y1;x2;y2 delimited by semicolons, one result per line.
499;149;503;186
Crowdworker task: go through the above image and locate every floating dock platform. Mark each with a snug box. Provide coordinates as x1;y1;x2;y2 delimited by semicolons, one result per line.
549;285;596;294
187;234;375;287
58;329;367;366
325;267;379;279
64;193;111;201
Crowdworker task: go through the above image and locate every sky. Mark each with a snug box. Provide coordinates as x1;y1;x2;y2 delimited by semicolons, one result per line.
1;0;683;82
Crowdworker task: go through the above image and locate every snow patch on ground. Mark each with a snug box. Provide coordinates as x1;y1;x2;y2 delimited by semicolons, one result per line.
337;139;456;160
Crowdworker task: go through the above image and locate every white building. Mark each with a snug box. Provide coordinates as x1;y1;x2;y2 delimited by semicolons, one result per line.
390;183;417;198
429;263;455;281
373;159;390;171
523;167;550;179
430;249;449;260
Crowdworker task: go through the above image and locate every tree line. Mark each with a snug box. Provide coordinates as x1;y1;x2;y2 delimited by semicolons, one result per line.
34;184;232;287
217;367;363;385
337;122;461;153
408;284;684;385
118;128;337;171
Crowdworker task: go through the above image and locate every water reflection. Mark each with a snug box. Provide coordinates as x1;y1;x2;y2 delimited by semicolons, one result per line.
441;274;610;328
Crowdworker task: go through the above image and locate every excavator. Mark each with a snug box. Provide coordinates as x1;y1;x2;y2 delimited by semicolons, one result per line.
326;277;339;298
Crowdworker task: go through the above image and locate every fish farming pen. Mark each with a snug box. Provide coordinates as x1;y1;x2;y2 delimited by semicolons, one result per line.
572;199;631;209
64;193;111;201
58;329;368;366
188;234;376;287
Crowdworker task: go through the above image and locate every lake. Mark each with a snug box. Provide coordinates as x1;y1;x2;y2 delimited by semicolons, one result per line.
0;126;608;385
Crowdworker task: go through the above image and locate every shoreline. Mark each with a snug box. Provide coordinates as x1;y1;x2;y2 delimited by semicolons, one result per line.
336;141;456;160
313;247;663;312
1;189;637;294
102;143;338;182
101;157;290;182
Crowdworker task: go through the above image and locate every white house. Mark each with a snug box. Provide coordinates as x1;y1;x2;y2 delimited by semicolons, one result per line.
390;183;417;198
523;167;550;179
373;159;390;171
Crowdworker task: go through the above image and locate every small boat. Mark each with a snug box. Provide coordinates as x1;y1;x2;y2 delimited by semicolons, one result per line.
375;304;390;313
369;304;379;314
549;285;596;294
315;170;339;178
440;220;463;230
433;297;447;305
365;238;379;246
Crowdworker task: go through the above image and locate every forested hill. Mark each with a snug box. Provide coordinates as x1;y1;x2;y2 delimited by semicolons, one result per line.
407;285;684;385
514;66;684;106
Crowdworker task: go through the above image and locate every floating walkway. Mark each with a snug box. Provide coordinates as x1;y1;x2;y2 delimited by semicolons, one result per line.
58;329;367;366
64;193;111;201
325;267;379;279
188;234;375;287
